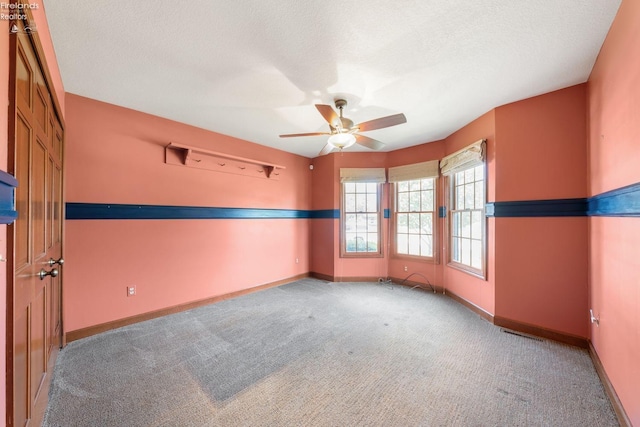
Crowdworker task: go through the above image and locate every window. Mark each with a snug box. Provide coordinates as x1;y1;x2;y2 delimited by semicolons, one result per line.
342;182;381;256
449;164;485;275
395;178;435;258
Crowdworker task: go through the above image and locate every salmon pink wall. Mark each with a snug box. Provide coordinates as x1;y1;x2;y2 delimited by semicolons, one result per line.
588;0;640;423
493;86;588;338
442;111;496;315
64;94;311;332
495;85;587;201
309;154;335;277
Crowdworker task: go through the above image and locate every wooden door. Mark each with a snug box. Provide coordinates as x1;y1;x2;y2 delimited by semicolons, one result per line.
8;19;64;427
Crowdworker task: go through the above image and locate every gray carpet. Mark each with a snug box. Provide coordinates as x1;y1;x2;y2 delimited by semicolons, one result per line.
43;278;618;426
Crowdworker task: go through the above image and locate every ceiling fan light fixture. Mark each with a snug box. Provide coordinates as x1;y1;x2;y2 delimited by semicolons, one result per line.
327;133;356;150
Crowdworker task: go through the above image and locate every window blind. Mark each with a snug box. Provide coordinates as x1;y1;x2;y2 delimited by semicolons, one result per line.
439;139;486;175
388;160;439;182
339;168;386;183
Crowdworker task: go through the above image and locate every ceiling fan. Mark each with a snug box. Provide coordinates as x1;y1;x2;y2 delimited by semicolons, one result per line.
279;99;407;156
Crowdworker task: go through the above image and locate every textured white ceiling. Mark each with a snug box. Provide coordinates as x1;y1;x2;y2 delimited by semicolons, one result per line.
45;0;621;158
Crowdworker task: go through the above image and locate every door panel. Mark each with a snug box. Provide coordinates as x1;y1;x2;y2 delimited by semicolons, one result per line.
30;292;45;406
16;47;31;108
14;309;29;425
10;20;65;427
32;140;46;259
15;115;30;269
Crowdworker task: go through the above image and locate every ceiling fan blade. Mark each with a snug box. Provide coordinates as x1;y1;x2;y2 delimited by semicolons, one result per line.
315;104;339;126
279;132;330;138
355;134;385;151
318;143;334;156
355;113;407;132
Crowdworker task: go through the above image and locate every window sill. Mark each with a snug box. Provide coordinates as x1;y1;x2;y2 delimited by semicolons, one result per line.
340;252;384;259
391;253;439;264
447;261;486;280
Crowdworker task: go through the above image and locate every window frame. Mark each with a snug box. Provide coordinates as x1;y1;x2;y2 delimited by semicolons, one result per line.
392;178;437;262
340;181;384;258
447;162;487;279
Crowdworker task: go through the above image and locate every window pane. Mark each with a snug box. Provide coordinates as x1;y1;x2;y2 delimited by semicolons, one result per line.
356;182;366;192
345;214;356;232
475;165;484;181
452;212;460;237
355;193;366;212
369;233;379;252
398;193;409;212
346;233;357;252
345;193;356;212
421;178;434;190
356;236;367;252
456;186;464;209
421;190;433;211
452;237;461;262
345;182;356;192
356;214;367;231
408;234;420;256
366;182;377;193
397;234;408;254
366;193;377;212
465;183;474;209
421;213;432;234
367;214;378;232
398;181;409;192
409;192;420;211
420;235;433;257
397;214;408;233
464;168;475;183
471;211;482;239
461;211;471;238
474;181;483;209
456;171;465;185
408;213;420;233
471;240;482;269
461;238;471;265
409;180;420;191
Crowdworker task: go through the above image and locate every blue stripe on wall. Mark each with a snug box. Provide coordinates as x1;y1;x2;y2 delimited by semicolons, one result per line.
65;203;340;220
0;170;17;224
309;209;340;219
486;182;640;217
486;198;588;218
588;182;640;217
63;182;640;221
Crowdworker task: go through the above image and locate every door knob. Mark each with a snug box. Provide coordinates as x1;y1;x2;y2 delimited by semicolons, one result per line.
39;268;59;280
48;258;64;267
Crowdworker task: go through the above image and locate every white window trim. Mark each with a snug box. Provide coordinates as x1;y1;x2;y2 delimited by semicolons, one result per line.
447;162;487;279
392;177;438;261
340;168;385;258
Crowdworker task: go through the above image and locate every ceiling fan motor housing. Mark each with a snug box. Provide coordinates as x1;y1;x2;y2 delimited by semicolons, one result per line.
334;99;353;131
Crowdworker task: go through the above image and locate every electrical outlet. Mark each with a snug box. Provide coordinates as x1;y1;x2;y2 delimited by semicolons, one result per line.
404;266;408;272
127;286;136;297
